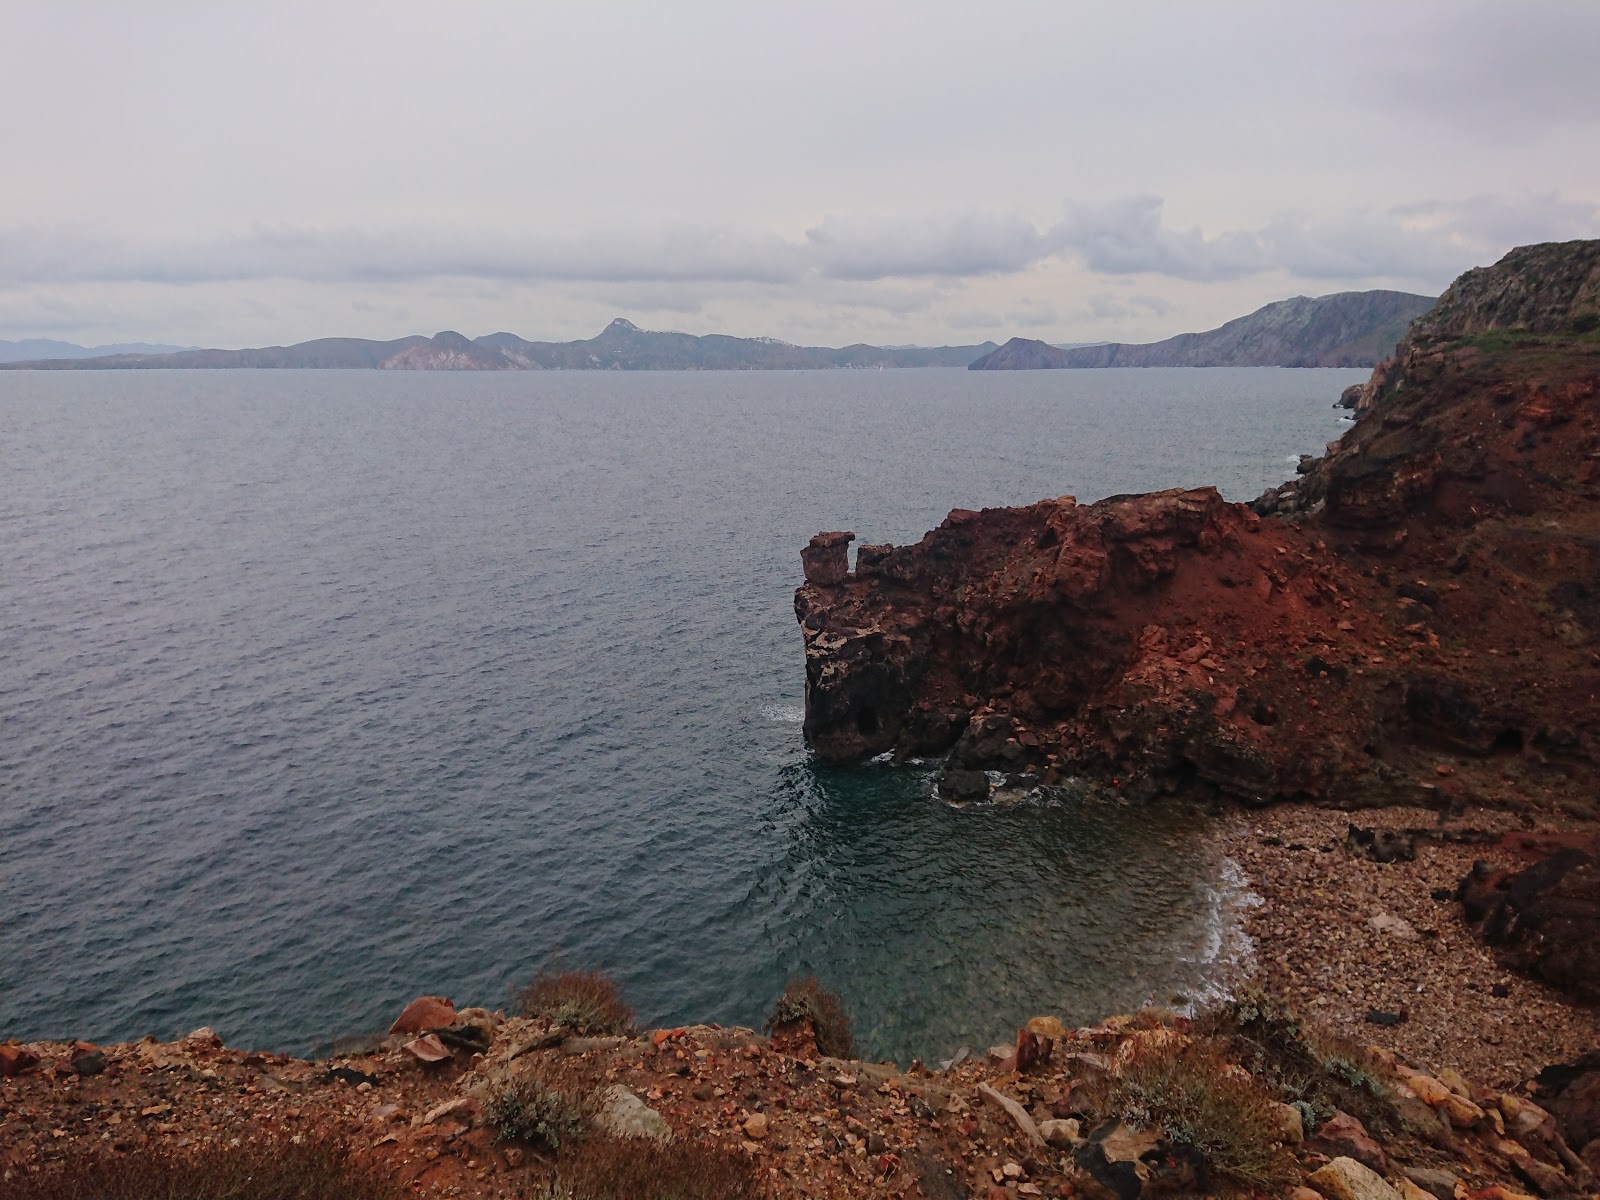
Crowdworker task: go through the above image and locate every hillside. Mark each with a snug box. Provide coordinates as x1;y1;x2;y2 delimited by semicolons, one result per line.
968;289;1436;370
0;338;194;363
0;320;997;371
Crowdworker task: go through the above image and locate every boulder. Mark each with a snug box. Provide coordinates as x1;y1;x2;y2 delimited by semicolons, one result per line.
1458;850;1600;1001
1270;1100;1305;1144
1346;825;1418;863
0;1044;39;1077
389;995;457;1035
801;531;854;586
1401;1166;1461;1200
1306;1156;1403;1200
1533;1051;1600;1154
595;1085;671;1141
1309;1111;1389;1174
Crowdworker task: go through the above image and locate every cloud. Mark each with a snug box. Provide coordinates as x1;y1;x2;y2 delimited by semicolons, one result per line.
2;194;1593;298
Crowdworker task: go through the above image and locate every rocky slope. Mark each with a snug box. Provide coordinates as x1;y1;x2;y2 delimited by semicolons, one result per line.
0;320;998;371
798;241;1600;811
969;291;1435;370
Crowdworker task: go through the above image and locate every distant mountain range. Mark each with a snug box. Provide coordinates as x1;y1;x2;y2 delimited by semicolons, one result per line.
967;290;1436;370
0;338;195;363
0;320;998;371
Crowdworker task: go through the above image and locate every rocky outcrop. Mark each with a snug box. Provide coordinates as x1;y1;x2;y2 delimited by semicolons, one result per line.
1459;849;1600;1002
969;290;1435;370
800;241;1600;806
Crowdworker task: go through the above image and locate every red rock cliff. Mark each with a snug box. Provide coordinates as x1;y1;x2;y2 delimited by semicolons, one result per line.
796;240;1600;807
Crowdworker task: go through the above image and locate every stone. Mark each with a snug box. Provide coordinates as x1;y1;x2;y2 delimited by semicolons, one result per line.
401;1034;451;1065
422;1097;478;1126
1309;1112;1388;1174
1368;913;1421;941
390;996;457;1035
977;1083;1045;1147
1510;1156;1571;1197
1292;1189;1327;1200
0;1044;40;1077
69;1046;107;1076
1346;825;1417;863
1270;1100;1305;1144
1458;849;1600;1002
743;1112;769;1140
939;768;990;803
1306;1156;1404;1200
1038;1118;1081;1148
1395;1182;1435;1200
801;531;854;586
1025;1015;1066;1040
1533;1051;1600;1152
1401;1166;1462;1200
184;1027;222;1048
595;1085;671;1141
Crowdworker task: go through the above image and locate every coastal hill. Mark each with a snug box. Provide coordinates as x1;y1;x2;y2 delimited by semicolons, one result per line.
969;289;1436;370
798;239;1600;809
0;338;193;363
0;319;997;371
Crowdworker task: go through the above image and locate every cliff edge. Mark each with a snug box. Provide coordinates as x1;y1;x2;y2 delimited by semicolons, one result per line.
798;241;1600;809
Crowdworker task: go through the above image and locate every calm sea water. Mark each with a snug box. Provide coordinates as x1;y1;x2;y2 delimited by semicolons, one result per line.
1;366;1362;1062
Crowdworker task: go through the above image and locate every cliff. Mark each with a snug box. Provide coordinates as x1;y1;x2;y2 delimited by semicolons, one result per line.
0;320;998;372
798;241;1600;809
968;290;1435;370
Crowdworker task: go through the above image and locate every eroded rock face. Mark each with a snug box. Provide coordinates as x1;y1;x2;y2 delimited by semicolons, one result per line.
1459;851;1600;1002
797;241;1600;805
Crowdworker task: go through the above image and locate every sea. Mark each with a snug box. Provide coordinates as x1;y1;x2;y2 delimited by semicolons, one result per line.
1;365;1363;1063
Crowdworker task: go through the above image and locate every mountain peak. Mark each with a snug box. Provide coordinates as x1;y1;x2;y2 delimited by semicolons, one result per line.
605;318;641;333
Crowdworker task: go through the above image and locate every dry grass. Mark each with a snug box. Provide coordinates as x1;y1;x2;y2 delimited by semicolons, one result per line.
534;1134;764;1200
1199;990;1403;1134
765;977;854;1059
484;1066;596;1153
0;1132;396;1200
519;968;634;1035
1085;1035;1297;1196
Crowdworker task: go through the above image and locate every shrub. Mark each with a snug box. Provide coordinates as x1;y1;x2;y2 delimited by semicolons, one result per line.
765;976;854;1059
545;1134;764;1200
1085;1036;1296;1195
484;1070;594;1153
0;1132;396;1200
519;968;633;1035
1198;990;1402;1134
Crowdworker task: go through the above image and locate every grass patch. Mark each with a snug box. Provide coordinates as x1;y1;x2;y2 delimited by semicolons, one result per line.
536;1134;764;1200
1198;991;1402;1134
0;1132;396;1200
484;1068;595;1153
1085;1035;1296;1196
519;968;633;1035
765;977;855;1059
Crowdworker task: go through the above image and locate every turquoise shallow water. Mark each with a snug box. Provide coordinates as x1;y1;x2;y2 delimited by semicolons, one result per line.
0;366;1361;1061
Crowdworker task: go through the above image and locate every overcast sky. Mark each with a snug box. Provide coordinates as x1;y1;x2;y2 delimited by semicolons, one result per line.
4;0;1598;348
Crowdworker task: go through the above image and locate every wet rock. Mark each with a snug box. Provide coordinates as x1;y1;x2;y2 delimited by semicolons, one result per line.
939;768;990;803
801;531;854;586
596;1085;671;1141
389;996;457;1035
1307;1156;1404;1200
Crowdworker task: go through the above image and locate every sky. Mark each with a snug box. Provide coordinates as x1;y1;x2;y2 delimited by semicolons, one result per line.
3;0;1598;349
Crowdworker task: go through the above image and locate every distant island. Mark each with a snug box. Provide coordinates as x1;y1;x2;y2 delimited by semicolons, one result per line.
968;289;1435;370
0;320;998;372
0;338;196;363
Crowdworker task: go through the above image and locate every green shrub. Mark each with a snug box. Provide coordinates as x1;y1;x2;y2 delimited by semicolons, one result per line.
1086;1036;1295;1196
519;968;633;1035
765;976;854;1059
485;1071;594;1152
540;1134;764;1200
0;1132;396;1200
1198;990;1401;1134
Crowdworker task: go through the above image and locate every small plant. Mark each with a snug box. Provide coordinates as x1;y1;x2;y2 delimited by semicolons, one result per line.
765;976;855;1059
1198;990;1401;1134
485;1071;593;1153
519;968;633;1035
1086;1036;1296;1195
0;1132;396;1200
548;1133;764;1200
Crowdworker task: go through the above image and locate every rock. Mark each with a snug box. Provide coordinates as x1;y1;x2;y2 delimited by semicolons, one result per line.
422;1096;478;1126
801;531;854;586
595;1085;671;1141
1346;825;1418;863
978;1083;1045;1147
1395;1182;1435;1200
389;996;457;1035
1509;1155;1572;1197
1025;1015;1066;1040
742;1111;769;1140
0;1044;40;1077
1367;913;1421;941
1401;1166;1462;1200
1338;383;1365;409
401;1034;451;1065
1292;1189;1327;1200
183;1027;221;1048
1533;1051;1600;1155
1366;1010;1408;1027
939;768;990;803
1309;1112;1388;1174
68;1046;107;1076
1039;1118;1081;1148
1073;1122;1203;1200
1306;1156;1404;1200
1270;1100;1305;1144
